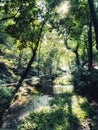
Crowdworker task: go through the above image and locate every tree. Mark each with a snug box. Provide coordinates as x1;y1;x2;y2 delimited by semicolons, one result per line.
36;31;66;77
0;0;47;91
0;0;65;93
55;0;90;67
88;0;98;49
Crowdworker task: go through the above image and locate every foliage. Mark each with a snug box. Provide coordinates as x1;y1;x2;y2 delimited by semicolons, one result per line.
18;93;81;130
36;30;67;77
18;91;97;130
19;109;80;130
72;66;89;94
0;0;98;126
50;93;89;121
72;66;98;102
53;75;72;85
89;69;98;101
0;86;12;116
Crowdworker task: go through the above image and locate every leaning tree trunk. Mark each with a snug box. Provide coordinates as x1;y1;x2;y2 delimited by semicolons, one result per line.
15;49;37;93
14;19;47;94
88;0;98;49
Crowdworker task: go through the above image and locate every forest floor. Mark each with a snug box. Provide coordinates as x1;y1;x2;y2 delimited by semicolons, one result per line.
1;74;98;130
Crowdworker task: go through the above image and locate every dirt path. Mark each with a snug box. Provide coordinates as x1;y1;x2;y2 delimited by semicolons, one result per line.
1;84;73;129
1;95;52;129
1;82;98;130
1;84;53;129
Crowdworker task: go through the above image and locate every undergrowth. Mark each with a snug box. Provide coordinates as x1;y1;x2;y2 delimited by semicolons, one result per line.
18;92;94;130
0;85;12;121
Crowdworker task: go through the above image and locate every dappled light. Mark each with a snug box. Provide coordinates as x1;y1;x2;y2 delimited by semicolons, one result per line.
0;0;98;129
55;0;70;17
18;91;94;130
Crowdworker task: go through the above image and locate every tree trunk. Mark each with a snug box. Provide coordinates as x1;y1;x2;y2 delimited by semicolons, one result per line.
75;49;80;66
64;37;80;66
15;49;37;93
88;0;98;49
73;43;80;66
88;21;93;71
37;42;41;77
88;20;93;94
14;18;47;94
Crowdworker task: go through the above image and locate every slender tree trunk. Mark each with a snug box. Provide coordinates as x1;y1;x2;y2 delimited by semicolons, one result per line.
88;0;98;49
88;21;93;71
15;49;37;93
37;42;41;77
64;37;80;66
88;20;93;94
73;43;80;66
14;18;47;94
75;49;80;66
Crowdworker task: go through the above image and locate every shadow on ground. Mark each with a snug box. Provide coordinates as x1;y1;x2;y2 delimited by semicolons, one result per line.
1;79;98;130
18;92;82;130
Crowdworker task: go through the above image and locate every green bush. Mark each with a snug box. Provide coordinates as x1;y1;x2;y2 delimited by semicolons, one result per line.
72;66;98;101
0;86;12;115
72;66;89;95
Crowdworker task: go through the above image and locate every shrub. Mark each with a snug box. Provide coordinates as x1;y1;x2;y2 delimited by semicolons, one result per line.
72;66;98;102
72;66;89;95
0;86;12;115
18;108;80;130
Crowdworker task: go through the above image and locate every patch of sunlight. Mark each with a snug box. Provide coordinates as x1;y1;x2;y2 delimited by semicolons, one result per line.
53;85;73;94
18;95;52;120
31;76;40;85
32;95;52;112
13;95;31;106
53;75;72;85
72;95;88;121
55;0;70;17
4;19;15;26
0;57;13;67
4;49;13;54
28;88;39;95
63;103;71;113
18;96;31;105
23;84;39;95
14;88;40;106
18;89;92;129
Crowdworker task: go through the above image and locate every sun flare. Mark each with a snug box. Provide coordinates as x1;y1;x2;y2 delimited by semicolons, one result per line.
56;0;70;17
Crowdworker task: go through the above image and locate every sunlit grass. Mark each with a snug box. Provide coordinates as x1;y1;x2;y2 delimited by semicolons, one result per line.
53;75;72;85
18;108;80;130
18;89;93;130
50;92;89;122
72;95;88;121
